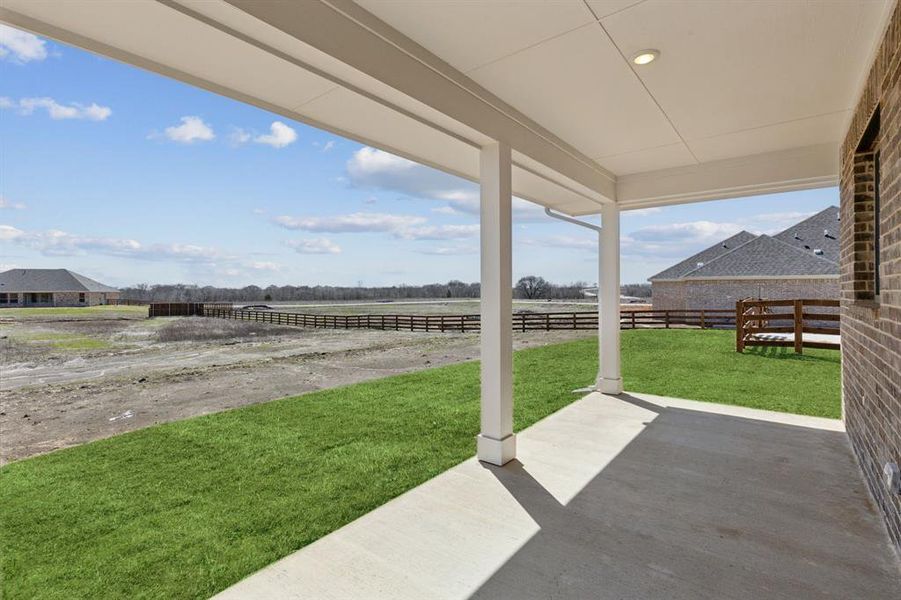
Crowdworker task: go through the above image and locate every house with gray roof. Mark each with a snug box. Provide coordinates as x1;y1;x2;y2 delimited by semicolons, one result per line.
649;207;840;310
0;269;120;308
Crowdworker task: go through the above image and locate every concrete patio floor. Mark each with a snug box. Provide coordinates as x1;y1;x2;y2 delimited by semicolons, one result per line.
215;392;900;600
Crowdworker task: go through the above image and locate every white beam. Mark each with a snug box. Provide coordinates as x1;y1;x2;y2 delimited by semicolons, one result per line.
477;142;515;466
616;143;838;210
223;0;615;201
599;204;622;395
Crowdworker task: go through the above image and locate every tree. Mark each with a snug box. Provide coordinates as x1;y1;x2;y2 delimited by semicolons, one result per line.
515;275;549;299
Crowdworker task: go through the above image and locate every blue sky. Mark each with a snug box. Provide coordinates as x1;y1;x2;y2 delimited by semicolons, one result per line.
0;25;839;288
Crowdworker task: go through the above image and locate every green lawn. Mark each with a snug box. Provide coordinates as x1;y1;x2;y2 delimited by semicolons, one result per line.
0;305;147;319
0;330;840;599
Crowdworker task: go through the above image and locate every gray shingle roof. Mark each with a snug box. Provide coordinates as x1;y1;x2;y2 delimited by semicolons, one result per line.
681;235;838;278
648;231;758;280
0;269;119;293
648;206;840;281
772;206;840;263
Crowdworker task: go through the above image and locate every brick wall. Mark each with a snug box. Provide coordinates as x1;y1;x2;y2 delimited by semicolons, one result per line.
840;0;901;554
44;292;117;306
651;278;839;311
53;292;83;307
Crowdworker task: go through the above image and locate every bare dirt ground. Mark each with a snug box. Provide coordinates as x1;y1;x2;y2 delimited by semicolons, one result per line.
0;307;592;463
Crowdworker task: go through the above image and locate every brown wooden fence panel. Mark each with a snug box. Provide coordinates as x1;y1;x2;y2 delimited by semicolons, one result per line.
736;298;840;354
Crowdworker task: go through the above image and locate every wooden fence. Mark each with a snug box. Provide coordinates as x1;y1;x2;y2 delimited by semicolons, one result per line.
148;302;206;317
188;304;735;333
735;298;840;353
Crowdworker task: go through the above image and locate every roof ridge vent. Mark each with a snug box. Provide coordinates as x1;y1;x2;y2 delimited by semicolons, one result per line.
814;248;824;255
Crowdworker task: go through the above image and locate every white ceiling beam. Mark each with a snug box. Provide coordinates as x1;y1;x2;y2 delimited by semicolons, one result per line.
223;0;616;202
616;143;838;210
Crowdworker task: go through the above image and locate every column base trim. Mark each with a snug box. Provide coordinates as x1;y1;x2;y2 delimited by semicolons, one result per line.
599;377;624;395
477;433;516;466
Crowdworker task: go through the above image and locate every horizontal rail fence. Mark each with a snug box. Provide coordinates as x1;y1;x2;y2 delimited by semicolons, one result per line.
736;298;840;354
184;305;735;333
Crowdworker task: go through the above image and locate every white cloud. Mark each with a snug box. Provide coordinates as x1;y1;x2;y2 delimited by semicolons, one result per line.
346;147;544;220
247;261;282;271
273;211;479;241
0;196;26;210
431;206;457;215
1;225;224;262
743;210;817;234
521;236;596;251
618;220;745;262
163;116;215;143
628;221;742;243
2;97;111;121
0;225;25;241
274;212;426;234
0;224;288;281
751;211;816;223
254;121;297;148
286;238;342;255
318;140;336;152
416;244;478;255
398;224;479;240
229;127;252;146
0;25;47;63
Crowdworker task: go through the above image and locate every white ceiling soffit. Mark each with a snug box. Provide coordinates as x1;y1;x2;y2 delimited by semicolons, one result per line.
0;0;894;213
358;0;892;206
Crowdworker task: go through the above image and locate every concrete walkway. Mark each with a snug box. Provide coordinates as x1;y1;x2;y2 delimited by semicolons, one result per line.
214;392;900;600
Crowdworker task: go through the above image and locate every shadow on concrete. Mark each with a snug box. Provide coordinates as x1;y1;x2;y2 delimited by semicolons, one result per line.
475;394;900;599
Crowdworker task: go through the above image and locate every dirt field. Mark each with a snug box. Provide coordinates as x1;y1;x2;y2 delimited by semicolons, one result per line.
0;306;593;463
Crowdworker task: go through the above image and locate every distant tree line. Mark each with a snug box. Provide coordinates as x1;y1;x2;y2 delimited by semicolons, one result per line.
121;279;651;303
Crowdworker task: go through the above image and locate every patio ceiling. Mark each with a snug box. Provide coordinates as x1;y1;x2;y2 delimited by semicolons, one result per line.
0;0;893;214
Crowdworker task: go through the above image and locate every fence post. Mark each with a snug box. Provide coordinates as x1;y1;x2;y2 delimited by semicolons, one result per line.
631;311;636;329
665;311;670;328
793;299;803;354
735;301;744;353
699;310;705;330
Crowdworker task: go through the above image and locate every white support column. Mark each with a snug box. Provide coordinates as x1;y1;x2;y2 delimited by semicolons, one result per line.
599;203;623;394
477;141;515;466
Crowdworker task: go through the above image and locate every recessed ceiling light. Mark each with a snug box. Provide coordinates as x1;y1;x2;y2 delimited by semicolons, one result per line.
631;50;659;65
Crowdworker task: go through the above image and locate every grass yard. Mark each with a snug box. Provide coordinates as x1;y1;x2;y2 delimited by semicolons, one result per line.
0;329;840;599
0;305;148;319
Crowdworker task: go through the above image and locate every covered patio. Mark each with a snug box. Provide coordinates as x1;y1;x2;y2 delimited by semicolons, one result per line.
1;0;890;465
2;0;898;596
214;392;899;599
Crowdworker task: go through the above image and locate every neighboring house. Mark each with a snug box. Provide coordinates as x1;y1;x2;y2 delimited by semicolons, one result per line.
0;269;120;307
650;207;840;310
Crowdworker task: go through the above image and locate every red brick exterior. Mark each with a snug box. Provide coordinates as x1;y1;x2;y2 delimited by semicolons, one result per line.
651;278;839;311
840;1;901;554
